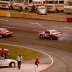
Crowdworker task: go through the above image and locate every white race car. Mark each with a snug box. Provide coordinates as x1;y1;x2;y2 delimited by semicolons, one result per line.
39;30;62;40
0;58;17;67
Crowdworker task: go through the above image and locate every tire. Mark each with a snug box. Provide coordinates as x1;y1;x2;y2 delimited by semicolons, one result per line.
2;35;7;37
55;37;58;40
9;6;13;10
39;35;43;39
19;7;23;12
50;36;58;40
0;35;2;37
9;62;15;67
50;36;53;40
55;9;59;13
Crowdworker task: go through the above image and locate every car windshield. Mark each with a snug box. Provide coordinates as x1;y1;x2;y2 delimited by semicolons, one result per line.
45;31;50;34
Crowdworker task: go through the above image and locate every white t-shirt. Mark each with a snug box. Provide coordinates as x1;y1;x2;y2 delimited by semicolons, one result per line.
17;56;23;62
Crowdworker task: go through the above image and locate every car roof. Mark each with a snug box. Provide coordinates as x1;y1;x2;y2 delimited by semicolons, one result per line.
46;30;58;32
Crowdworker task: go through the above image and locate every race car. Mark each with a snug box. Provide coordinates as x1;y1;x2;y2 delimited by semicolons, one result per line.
0;58;17;67
39;30;62;40
0;28;13;37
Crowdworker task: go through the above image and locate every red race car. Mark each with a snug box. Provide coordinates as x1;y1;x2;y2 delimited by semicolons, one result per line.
0;28;13;37
39;30;62;40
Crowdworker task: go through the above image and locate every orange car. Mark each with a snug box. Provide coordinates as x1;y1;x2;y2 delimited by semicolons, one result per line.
0;28;13;37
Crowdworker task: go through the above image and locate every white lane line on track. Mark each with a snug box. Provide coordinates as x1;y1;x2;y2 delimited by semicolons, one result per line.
30;22;42;25
64;27;72;30
1;26;15;29
30;22;48;29
0;19;8;21
0;43;53;69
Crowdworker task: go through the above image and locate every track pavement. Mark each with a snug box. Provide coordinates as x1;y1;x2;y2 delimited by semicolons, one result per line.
0;12;72;72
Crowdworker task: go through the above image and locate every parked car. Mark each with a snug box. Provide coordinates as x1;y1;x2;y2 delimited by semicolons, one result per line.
39;30;62;40
0;28;13;37
37;6;47;15
64;0;72;14
12;0;29;11
0;58;17;67
43;0;64;13
0;0;13;9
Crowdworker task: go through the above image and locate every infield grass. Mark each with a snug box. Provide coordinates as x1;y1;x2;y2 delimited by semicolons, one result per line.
0;44;42;60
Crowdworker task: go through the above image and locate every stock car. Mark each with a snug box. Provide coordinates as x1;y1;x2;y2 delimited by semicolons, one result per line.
39;30;62;40
0;28;13;37
0;58;17;67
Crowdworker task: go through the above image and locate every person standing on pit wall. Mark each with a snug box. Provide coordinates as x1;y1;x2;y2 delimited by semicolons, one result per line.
16;54;23;70
34;57;40;72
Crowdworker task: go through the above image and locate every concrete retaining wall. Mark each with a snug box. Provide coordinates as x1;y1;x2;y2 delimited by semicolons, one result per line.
0;11;10;17
0;10;72;22
10;12;66;22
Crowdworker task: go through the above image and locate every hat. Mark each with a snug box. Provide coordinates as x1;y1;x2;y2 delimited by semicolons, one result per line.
36;57;39;59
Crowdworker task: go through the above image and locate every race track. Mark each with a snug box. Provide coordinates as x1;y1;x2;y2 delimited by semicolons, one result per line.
0;17;72;72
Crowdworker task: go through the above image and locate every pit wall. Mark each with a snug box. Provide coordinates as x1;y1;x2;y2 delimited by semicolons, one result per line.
0;10;72;22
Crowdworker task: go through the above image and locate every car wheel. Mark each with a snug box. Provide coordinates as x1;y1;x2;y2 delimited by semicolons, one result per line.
0;35;2;37
39;35;43;38
55;9;59;13
9;62;15;67
2;35;7;37
9;6;13;10
50;36;53;40
55;37;58;40
19;7;23;12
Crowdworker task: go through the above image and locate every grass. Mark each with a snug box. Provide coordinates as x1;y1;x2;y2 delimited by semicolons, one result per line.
0;44;42;60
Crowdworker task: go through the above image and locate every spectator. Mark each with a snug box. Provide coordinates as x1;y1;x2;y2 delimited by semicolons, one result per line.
4;53;7;59
2;48;4;50
16;54;23;70
1;48;7;59
0;55;5;60
0;55;2;60
1;48;4;57
34;57;40;72
31;4;36;12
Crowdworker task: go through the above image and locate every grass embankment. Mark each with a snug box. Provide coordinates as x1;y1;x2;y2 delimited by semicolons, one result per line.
0;44;42;60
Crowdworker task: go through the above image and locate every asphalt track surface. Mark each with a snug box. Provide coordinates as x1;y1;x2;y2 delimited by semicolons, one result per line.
0;17;72;72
